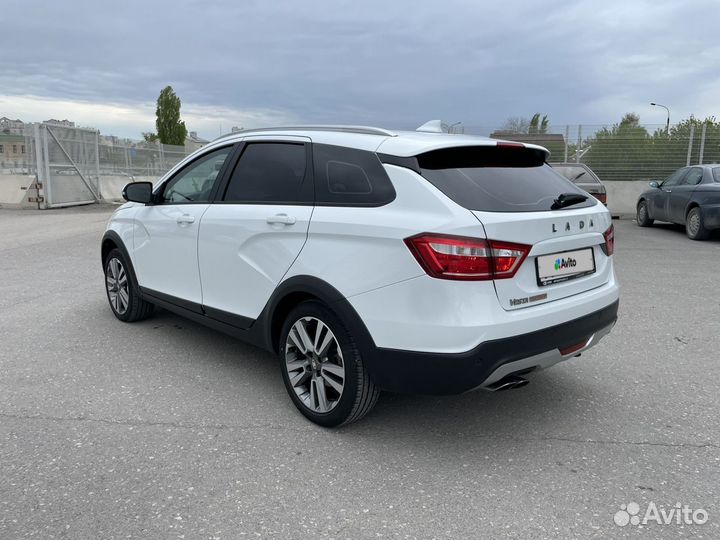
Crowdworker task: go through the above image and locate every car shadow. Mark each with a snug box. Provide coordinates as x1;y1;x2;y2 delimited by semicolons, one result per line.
129;305;603;456
648;221;720;242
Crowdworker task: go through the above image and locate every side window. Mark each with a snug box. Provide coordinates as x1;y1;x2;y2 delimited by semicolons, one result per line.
662;168;688;188
223;143;308;203
682;168;703;186
313;144;396;206
161;147;232;204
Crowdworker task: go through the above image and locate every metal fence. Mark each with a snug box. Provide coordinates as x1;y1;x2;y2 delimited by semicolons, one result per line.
1;123;192;208
4;120;718;207
464;123;720;182
96;138;189;177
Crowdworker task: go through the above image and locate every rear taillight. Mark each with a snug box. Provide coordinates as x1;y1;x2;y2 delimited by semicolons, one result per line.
601;224;614;256
594;192;607;205
404;234;530;281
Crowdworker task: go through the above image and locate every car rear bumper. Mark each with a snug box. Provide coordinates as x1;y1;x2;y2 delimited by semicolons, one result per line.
362;299;619;395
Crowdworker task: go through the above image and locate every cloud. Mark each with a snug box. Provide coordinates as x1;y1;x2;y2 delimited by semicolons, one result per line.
2;0;718;136
0;94;295;140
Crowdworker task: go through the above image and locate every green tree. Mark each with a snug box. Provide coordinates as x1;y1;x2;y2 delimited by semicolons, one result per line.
155;86;187;146
501;113;549;135
582;113;651;180
540;115;549;134
583;113;720;182
667;116;720;166
142;132;158;143
528;113;550;135
529;113;541;134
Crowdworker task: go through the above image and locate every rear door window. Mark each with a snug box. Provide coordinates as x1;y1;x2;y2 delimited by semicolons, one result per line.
222;142;310;204
418;146;595;212
681;168;703;186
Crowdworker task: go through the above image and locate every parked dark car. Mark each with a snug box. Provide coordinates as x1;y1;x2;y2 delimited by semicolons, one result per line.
636;165;720;240
550;163;607;205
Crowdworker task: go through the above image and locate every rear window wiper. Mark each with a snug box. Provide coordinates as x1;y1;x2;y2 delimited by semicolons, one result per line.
551;192;588;210
571;171;586;181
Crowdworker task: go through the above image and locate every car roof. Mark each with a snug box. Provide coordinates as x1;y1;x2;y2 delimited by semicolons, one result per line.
210;125;550;158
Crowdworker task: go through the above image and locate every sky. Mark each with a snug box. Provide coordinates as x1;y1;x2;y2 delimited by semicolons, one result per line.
1;0;718;140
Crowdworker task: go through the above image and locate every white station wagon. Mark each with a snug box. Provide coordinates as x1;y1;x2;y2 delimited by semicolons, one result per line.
102;124;619;426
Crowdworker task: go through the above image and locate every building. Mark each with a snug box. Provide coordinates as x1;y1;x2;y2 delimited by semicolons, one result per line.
0;132;29;170
0;117;25;134
185;131;209;152
43;119;76;128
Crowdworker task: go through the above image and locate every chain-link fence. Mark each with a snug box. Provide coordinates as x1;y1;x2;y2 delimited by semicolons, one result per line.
1;127;190;178
1;123;193;207
96;139;189;177
463;123;720;182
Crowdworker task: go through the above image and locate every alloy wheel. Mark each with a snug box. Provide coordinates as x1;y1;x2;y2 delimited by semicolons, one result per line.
284;316;345;413
105;257;129;315
688;210;700;236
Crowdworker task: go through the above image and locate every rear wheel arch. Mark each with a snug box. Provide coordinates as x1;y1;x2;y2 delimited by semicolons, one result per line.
685;201;700;219
265;276;376;357
269;290;319;353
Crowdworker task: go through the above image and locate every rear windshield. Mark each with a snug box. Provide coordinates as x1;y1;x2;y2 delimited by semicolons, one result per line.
418;146;596;212
551;165;601;184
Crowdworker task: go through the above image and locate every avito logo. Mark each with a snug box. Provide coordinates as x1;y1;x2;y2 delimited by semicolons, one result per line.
554;257;577;271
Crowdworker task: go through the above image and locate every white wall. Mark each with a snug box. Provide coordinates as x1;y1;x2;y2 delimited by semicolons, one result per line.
604;181;650;217
0;175;37;207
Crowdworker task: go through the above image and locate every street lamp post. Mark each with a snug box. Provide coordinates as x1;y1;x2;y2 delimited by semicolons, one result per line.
650;102;670;135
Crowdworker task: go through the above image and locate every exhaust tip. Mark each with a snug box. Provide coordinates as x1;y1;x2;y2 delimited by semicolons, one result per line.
485;374;529;392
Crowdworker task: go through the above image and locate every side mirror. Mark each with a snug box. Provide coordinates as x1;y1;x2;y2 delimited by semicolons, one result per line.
122;181;153;203
648;180;660;189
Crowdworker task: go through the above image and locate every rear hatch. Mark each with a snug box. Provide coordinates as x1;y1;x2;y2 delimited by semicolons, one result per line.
417;144;613;311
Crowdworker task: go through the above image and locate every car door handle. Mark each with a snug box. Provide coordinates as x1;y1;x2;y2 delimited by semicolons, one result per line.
266;214;296;225
176;214;195;224
663;189;672;193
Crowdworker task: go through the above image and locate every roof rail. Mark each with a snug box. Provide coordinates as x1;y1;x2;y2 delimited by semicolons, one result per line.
213;125;397;141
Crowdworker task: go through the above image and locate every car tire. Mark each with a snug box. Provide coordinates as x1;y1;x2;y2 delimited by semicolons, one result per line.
279;300;379;427
636;200;653;227
104;248;154;322
686;207;710;240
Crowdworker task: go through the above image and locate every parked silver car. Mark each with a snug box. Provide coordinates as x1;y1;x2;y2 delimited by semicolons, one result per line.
550;163;607;205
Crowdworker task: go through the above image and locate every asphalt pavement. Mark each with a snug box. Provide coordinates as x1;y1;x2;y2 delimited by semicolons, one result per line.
1;205;719;539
